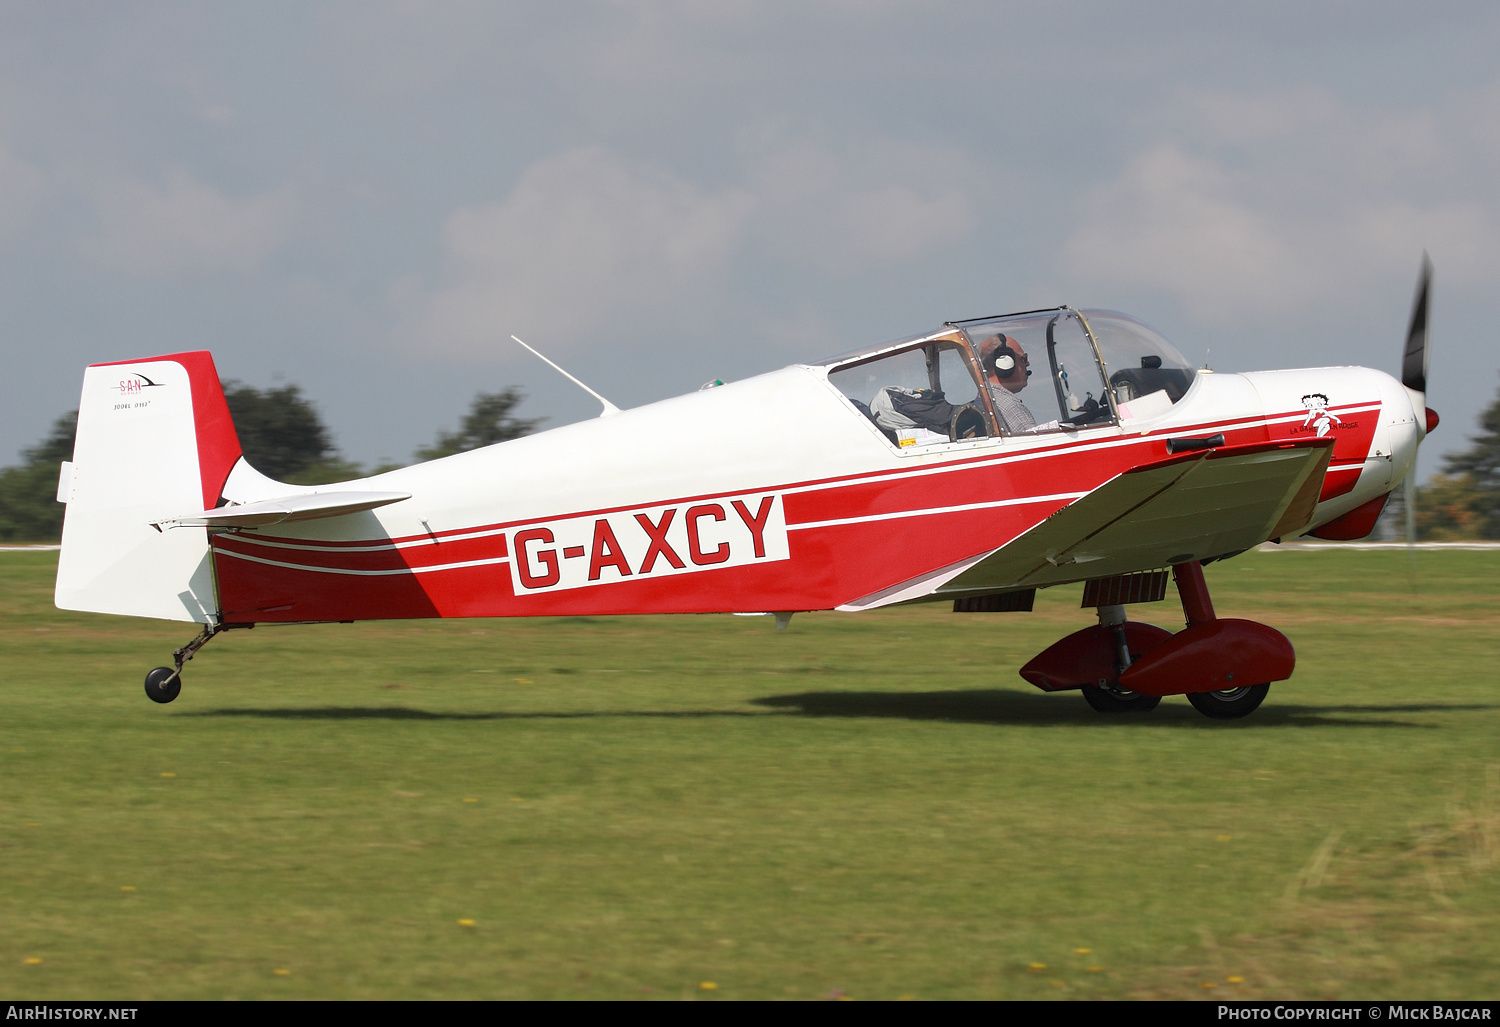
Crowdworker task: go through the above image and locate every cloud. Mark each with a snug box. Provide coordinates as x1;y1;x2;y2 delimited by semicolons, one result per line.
0;144;45;239
742;132;977;273
1180;86;1343;145
400;133;982;357
320;0;519;97
82;170;298;278
320;0;914;98
1060;86;1500;320
400;146;753;354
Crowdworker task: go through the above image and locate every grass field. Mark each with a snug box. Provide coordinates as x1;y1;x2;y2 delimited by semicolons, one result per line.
1;548;1497;1000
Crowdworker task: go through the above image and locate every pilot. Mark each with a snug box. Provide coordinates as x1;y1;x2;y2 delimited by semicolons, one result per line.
980;334;1038;433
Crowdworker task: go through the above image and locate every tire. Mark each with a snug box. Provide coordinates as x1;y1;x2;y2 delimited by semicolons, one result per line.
1186;683;1269;720
144;667;181;704
1080;683;1161;713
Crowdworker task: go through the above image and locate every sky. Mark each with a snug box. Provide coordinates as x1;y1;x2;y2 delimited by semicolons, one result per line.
1;1;1496;481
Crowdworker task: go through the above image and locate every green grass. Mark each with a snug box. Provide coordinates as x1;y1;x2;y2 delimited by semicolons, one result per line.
1;548;1497;1000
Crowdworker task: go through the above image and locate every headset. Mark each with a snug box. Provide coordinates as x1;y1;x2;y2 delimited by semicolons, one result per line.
986;339;1022;380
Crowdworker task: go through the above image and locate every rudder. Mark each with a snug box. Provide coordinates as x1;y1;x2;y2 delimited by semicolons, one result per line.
55;352;242;623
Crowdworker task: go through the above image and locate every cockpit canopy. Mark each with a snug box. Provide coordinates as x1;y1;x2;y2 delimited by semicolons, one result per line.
1079;310;1198;411
817;307;1197;449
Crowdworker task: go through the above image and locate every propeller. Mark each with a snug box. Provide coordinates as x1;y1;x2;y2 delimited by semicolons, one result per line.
1404;464;1417;546
1401;254;1433;557
1401;252;1432;395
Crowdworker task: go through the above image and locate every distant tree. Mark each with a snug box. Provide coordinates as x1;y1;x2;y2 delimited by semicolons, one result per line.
22;412;77;466
1431;380;1500;538
415;388;544;462
0;411;77;542
1415;473;1487;540
223;382;364;484
224;382;334;480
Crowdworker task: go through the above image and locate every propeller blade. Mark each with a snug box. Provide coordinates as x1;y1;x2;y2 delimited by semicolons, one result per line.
1403;467;1419;590
1401;253;1432;394
1404;468;1417;545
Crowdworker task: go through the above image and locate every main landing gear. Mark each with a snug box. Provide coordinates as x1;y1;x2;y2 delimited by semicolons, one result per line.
1019;561;1294;720
1186;684;1270;720
1077;602;1161;714
1080;681;1161;714
143;622;251;704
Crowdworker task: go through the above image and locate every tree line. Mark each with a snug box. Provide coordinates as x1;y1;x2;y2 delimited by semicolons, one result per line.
0;383;542;542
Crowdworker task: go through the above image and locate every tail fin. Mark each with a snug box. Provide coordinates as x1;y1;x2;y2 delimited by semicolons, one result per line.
55;352;241;623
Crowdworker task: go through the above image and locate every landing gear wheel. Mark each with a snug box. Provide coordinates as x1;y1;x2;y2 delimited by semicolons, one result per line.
1080;683;1161;713
144;667;181;704
1187;683;1269;720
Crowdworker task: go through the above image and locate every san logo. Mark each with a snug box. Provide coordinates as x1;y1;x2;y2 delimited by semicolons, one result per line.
115;372;165;395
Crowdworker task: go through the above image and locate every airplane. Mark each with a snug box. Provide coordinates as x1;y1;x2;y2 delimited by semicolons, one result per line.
52;260;1437;719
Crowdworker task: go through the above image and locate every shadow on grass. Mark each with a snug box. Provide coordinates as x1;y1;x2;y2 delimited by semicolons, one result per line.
185;707;778;721
752;689;1495;728
183;690;1495;727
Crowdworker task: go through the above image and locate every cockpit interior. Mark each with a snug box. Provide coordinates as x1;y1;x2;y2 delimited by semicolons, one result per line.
822;307;1199;450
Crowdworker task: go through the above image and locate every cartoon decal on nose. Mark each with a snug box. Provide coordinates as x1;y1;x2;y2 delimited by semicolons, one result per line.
1300;393;1343;438
508;493;789;595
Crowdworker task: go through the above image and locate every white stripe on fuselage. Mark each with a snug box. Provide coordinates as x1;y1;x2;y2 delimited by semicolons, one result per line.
213;547;511;576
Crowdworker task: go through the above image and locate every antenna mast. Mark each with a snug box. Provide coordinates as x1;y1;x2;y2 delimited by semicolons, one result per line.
510;335;621;417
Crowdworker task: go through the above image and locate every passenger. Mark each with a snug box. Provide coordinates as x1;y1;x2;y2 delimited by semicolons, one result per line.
980;334;1038;433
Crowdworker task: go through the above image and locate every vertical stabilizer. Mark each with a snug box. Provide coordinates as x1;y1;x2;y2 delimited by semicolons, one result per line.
55;352;242;623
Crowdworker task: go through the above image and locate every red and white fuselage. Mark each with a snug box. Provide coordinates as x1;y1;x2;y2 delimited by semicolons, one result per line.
54;313;1426;630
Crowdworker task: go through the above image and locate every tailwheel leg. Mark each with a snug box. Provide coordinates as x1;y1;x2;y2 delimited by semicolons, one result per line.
143;622;248;704
1079;604;1160;713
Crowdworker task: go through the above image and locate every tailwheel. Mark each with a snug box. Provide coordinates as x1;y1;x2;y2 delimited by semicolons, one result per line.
144;667;181;705
1080;683;1161;713
1187;684;1269;720
141;622;249;704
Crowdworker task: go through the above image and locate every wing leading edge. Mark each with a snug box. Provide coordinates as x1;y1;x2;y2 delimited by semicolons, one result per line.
839;439;1333;611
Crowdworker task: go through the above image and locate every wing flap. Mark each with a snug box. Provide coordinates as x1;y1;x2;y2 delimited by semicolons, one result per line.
155;490;411;530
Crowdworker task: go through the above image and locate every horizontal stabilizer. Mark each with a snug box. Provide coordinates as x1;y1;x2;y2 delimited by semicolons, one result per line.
156;491;411;530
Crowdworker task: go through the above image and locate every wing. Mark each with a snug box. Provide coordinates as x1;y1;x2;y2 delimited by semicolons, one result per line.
839;438;1333;611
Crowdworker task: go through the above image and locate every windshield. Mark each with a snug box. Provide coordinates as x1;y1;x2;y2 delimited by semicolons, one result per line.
956;309;1114;434
1082;310;1197;422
